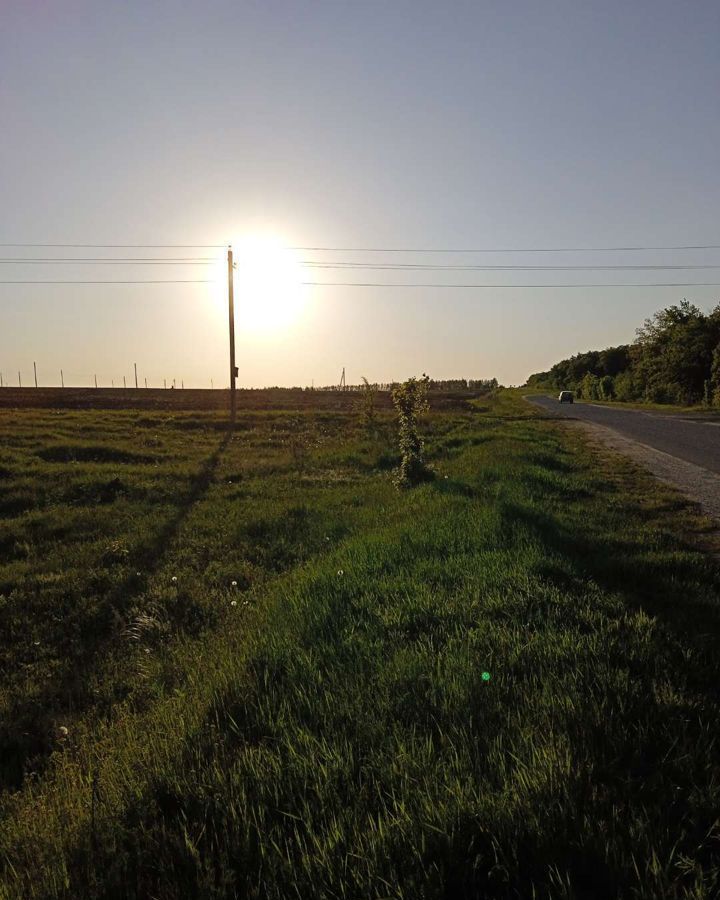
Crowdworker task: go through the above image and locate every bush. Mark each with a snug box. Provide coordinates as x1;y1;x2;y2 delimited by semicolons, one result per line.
391;375;434;488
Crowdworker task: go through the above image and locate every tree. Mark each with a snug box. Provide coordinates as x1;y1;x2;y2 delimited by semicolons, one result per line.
633;300;719;404
391;374;433;488
355;376;379;434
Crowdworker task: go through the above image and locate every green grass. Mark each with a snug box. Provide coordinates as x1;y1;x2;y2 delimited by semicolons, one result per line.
1;392;719;898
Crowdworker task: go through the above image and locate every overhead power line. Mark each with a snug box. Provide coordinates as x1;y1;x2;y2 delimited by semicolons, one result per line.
293;243;720;253
2;241;720;252
0;260;217;266
0;243;227;249
0;257;217;262
301;281;720;288
301;263;720;272
0;279;217;284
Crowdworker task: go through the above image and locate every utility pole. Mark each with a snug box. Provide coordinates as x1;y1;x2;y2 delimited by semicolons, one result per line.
228;245;237;423
134;362;138;389
61;369;64;388
340;367;346;391
211;378;214;390
181;380;184;389
144;377;147;389
123;376;126;389
164;378;166;389
34;361;38;388
18;371;21;387
94;374;97;388
0;373;3;387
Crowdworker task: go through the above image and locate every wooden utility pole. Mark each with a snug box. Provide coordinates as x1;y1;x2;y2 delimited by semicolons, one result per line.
34;362;38;388
134;362;138;389
228;245;237;423
164;379;166;389
94;374;97;388
123;376;126;389
18;371;21;387
144;377;147;389
61;369;64;388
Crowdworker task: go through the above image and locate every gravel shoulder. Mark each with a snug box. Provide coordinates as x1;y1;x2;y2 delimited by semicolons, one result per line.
567;418;720;523
525;395;720;524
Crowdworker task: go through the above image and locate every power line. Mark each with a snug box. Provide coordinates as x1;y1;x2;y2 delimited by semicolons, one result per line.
0;243;227;249
2;241;720;252
0;279;217;284
0;257;217;263
293;243;720;253
1;279;718;287
301;281;720;288
0;261;217;266
301;263;720;271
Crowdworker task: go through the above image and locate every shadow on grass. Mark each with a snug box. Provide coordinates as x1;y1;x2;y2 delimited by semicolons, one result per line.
499;497;720;666
0;430;233;793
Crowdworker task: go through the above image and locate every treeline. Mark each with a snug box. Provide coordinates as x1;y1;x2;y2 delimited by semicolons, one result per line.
307;378;499;393
526;300;720;405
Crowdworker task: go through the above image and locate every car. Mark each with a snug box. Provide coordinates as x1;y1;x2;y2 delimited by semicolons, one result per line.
558;391;574;403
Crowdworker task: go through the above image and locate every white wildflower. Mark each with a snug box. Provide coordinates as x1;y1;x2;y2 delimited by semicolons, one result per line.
230;600;237;607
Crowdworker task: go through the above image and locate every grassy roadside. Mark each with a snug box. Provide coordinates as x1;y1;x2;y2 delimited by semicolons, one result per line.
2;392;720;898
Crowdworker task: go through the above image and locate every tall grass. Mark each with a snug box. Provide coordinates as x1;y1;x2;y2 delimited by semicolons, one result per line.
1;394;719;898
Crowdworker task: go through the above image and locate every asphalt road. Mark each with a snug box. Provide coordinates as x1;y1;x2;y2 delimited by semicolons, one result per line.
527;396;720;476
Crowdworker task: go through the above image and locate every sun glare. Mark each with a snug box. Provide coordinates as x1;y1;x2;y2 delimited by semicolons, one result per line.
228;236;308;334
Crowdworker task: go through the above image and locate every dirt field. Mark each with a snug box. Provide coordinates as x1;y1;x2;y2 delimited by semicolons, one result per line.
0;387;476;412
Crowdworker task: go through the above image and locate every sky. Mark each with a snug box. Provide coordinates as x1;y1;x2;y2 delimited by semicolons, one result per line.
1;0;719;388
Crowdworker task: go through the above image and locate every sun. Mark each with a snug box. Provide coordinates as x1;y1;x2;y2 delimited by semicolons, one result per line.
230;236;308;334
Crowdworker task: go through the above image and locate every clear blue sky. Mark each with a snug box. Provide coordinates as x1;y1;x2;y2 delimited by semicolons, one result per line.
2;0;719;388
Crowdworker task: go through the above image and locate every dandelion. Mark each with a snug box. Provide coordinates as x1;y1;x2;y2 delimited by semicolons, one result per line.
337;569;344;576
171;576;177;583
230;600;237;607
231;580;238;587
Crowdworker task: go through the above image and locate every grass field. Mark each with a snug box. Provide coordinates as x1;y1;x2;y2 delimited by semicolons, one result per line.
1;389;719;899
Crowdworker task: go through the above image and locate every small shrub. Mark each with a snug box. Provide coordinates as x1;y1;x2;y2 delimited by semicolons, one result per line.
354;376;379;434
392;374;434;488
